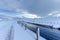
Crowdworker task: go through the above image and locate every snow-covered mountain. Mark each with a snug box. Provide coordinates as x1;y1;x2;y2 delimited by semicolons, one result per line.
14;17;60;28
0;14;60;28
0;14;14;21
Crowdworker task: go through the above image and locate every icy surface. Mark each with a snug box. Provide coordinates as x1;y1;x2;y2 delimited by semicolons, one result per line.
0;20;13;40
0;18;46;40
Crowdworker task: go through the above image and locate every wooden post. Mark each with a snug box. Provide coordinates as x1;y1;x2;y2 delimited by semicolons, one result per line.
25;24;27;30
36;27;38;40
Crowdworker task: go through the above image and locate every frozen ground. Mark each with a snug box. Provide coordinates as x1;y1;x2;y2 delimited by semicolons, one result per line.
0;18;46;40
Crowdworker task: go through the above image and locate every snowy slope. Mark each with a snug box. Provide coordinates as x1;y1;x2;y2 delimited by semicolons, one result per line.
0;20;13;40
16;18;60;28
0;16;46;40
13;21;46;40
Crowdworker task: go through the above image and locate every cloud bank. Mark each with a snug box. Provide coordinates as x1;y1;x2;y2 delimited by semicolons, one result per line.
48;10;60;17
16;9;41;18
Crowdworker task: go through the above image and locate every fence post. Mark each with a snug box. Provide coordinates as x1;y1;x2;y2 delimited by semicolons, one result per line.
36;27;38;40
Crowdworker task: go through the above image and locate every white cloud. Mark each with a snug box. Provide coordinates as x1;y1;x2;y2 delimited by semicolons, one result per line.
0;0;21;10
20;13;40;18
52;0;60;3
16;9;41;18
48;10;60;17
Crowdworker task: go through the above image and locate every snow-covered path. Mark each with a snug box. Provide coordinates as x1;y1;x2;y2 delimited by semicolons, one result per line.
0;20;13;40
0;20;46;40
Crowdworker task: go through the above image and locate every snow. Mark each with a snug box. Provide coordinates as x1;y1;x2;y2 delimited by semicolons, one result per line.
0;17;46;40
19;18;60;28
0;20;13;40
13;21;46;40
13;21;35;40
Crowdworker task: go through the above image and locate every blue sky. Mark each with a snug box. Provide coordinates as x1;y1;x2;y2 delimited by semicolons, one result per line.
19;0;60;17
0;0;60;18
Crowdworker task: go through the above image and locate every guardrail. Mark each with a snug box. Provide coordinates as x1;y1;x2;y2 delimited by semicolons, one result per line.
17;21;39;40
17;21;60;40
